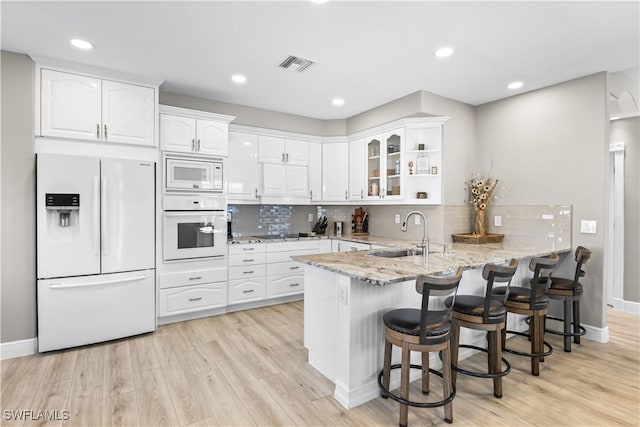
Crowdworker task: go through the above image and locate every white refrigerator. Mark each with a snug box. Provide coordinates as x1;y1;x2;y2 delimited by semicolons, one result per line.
36;153;156;352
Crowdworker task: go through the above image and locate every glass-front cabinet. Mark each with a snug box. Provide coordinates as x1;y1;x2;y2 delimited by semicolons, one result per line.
366;129;404;200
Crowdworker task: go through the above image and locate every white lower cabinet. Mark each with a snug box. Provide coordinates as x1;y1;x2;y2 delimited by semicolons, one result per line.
228;278;266;304
228;242;267;306
267;274;305;298
159;283;227;317
331;239;371;252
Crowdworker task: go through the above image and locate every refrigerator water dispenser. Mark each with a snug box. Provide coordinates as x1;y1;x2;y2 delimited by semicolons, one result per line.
45;193;79;229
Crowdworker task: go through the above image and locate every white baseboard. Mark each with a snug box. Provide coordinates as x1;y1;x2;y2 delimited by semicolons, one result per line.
623;300;640;315
583;323;609;343
0;338;38;360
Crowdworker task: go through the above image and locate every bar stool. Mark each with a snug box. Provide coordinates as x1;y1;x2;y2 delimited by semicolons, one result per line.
546;246;591;352
498;253;559;376
378;266;464;426
450;259;518;399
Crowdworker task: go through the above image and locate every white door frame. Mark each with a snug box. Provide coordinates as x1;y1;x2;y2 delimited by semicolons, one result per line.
606;142;625;309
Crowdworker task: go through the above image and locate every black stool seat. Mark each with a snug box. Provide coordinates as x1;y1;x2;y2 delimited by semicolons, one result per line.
449;295;506;322
548;277;583;296
497;286;549;305
383;309;451;338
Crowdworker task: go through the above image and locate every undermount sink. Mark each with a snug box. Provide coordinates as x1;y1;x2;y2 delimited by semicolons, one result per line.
370;249;425;258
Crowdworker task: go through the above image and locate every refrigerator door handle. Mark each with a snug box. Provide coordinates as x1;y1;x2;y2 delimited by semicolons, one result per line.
101;176;108;256
49;274;147;290
93;176;100;256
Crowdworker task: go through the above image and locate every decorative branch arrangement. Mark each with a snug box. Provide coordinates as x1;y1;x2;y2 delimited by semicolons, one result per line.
469;176;499;236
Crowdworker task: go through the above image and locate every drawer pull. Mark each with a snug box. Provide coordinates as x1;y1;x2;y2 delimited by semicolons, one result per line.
188;297;203;302
242;259;255;262
289;266;300;270
243;289;255;294
243;248;255;251
188;276;203;281
243;271;255;274
289;283;300;287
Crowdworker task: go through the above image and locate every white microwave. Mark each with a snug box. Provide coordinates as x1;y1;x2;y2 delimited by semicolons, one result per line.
164;154;224;193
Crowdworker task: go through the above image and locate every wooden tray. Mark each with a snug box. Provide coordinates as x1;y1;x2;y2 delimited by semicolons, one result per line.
451;233;504;244
351;232;369;237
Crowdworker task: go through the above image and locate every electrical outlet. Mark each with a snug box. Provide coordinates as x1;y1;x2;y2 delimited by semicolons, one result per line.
394;214;400;224
494;215;502;227
308;213;314;222
580;220;597;234
414;215;421;225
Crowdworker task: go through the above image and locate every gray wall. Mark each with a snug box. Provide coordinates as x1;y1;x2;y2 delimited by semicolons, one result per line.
476;73;608;328
1;51;36;343
610;117;639;303
160;91;347;136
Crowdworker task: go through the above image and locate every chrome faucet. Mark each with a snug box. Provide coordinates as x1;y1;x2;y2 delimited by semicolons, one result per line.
401;211;429;257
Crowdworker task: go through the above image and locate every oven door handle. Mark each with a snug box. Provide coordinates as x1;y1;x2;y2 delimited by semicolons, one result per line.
163;211;225;217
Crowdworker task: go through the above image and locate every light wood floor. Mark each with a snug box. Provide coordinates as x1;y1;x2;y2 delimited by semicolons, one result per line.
1;304;638;426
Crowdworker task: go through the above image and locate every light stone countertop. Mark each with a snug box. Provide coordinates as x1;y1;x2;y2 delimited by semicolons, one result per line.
228;234;419;247
293;242;570;286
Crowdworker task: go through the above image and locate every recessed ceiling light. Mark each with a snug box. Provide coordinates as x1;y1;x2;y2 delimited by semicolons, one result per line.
332;98;345;106
310;0;329;4
231;74;247;84
434;47;454;58
70;38;93;50
508;81;524;90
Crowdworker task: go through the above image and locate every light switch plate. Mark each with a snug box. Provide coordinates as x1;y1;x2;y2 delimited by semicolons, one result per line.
394;214;401;224
308;213;314;222
580;220;597;234
494;215;502;227
414;215;421;225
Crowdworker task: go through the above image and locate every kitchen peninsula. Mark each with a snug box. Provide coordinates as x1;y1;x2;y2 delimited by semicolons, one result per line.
293;241;570;409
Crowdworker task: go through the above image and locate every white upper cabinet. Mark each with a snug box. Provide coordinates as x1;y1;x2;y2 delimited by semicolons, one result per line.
40;70;102;141
228;131;260;201
258;136;308;165
262;164;288;196
322;143;349;201
349;138;365;200
308;142;322;202
101;80;155;146
287;166;309;197
40;69;156;146
159;106;234;156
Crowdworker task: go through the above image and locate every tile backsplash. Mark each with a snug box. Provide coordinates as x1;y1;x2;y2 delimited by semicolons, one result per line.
228;203;572;250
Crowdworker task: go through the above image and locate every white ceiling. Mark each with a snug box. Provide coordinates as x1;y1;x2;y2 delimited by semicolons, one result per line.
2;1;639;120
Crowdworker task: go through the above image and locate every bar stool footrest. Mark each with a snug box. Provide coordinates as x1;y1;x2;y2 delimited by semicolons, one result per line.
531;315;587;338
452;344;511;378
503;330;553;357
377;364;456;408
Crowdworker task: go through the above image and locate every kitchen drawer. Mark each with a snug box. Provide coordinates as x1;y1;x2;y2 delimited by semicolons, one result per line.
228;264;266;281
159;283;227;317
267;273;304;298
159;267;227;290
266;248;318;264
229;243;265;255
228;252;267;267
266;240;319;253
228;278;266;305
267;261;304;277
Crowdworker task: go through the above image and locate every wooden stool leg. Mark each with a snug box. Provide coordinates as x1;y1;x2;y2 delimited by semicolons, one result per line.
382;337;392;397
442;341;453;424
399;342;410;427
421;351;430;394
564;298;572;352
573;300;581;345
491;328;503;398
531;312;540;376
450;320;460;386
501;316;507;350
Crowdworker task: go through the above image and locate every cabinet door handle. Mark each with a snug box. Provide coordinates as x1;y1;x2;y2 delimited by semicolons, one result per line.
197;139;201;151
286;153;289;162
361;189;363;199
96;123;100;139
242;259;255;263
243;247;255;251
345;190;348;200
188;297;203;302
309;190;313;200
281;153;285;162
381;187;385;198
243;289;255;294
103;124;108;139
188;276;203;281
255;188;258;199
289;283;300;287
242;271;255;274
289;266;300;270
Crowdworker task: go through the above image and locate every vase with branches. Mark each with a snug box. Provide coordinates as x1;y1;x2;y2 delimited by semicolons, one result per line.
469;176;499;236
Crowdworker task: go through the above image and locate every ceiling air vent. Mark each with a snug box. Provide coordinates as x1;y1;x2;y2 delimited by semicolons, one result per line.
278;55;314;72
